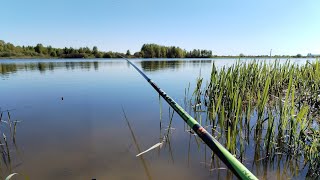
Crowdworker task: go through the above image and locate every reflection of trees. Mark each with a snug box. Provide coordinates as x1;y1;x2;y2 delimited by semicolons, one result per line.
93;61;99;70
188;60;213;68
140;60;212;72
140;61;182;72
0;63;17;75
79;62;92;70
123;109;152;180
48;62;55;71
37;62;47;72
0;61;101;75
65;62;75;70
0;60;214;75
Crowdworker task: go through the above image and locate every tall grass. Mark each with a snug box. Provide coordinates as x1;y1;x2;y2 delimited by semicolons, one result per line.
191;59;320;179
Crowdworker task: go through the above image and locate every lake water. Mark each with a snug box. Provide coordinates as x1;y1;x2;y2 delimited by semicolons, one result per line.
0;58;316;179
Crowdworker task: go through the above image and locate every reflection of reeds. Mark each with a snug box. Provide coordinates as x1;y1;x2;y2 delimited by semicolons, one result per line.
122;107;152;180
3;134;11;173
190;59;320;178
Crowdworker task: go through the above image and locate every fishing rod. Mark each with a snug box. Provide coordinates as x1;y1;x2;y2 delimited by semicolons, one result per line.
122;56;258;180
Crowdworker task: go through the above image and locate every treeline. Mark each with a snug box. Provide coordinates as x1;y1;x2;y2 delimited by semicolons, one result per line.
137;44;213;58
0;40;127;58
1;40;313;59
0;40;215;59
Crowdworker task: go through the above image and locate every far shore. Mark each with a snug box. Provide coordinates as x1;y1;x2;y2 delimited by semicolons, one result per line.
0;56;315;60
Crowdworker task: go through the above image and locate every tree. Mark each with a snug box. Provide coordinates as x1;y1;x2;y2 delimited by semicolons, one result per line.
35;44;44;54
6;43;15;51
126;50;131;56
78;48;84;53
93;46;98;55
95;52;103;58
296;54;302;58
0;40;4;46
161;47;167;58
0;40;5;52
56;49;62;57
0;40;215;59
84;47;91;54
47;46;53;54
103;52;113;58
133;52;141;58
50;51;57;57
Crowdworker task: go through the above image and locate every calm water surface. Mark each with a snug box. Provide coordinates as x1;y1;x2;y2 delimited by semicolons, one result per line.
0;58;316;179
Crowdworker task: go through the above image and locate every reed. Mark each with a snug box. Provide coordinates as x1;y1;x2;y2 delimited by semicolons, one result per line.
123;57;258;179
191;59;320;178
0;109;23;179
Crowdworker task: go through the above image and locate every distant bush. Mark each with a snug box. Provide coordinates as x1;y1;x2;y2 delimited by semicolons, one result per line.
95;52;103;58
50;51;57;57
103;52;113;58
0;52;12;57
62;53;87;58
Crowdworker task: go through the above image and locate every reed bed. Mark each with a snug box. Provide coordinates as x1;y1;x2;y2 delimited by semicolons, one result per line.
190;59;320;178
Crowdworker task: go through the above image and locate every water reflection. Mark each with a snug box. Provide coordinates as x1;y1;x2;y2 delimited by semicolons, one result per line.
0;59;215;76
0;63;17;75
177;105;315;179
0;61;101;75
1;58;318;179
139;60;212;72
1;58;317;76
122;108;152;180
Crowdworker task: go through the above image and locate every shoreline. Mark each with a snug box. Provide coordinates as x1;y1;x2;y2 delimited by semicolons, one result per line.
0;56;314;60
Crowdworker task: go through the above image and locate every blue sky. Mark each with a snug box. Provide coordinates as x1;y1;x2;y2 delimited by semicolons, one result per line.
1;0;319;55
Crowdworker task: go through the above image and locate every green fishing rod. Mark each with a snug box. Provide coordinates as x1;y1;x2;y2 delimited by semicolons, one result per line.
123;57;258;180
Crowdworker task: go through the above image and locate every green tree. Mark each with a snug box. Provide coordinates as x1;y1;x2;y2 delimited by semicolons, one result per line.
126;50;131;56
95;52;103;58
6;43;15;51
47;46;53;54
56;49;62;57
0;40;4;52
35;44;44;54
161;47;167;58
103;52;113;58
0;40;215;59
93;46;98;55
50;51;57;57
133;52;142;58
78;48;84;53
84;47;91;54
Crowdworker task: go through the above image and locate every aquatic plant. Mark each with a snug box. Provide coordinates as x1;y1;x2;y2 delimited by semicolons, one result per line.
191;59;320;179
0;109;23;179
